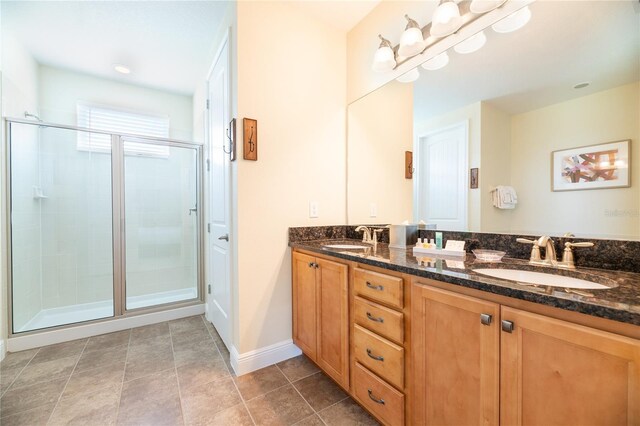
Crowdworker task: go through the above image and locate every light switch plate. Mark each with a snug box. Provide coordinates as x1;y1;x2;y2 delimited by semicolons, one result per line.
309;201;319;218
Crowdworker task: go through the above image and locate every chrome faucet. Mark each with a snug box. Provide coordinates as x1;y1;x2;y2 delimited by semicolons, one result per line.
537;236;557;266
355;226;372;244
517;235;594;269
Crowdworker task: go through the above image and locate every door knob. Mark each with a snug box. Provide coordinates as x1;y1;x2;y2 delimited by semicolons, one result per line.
501;320;515;333
218;234;229;241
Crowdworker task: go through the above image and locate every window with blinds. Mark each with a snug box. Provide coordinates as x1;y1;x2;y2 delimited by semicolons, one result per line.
77;102;170;157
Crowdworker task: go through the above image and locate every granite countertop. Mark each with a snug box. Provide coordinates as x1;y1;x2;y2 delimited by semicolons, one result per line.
290;239;640;326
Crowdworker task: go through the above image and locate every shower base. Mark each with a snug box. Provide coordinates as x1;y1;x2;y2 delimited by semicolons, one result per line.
16;287;198;333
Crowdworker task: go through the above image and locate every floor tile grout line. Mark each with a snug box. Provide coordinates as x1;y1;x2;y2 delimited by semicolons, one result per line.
113;328;133;424
201;315;257;426
274;363;321;423
44;338;90;425
169;321;188;426
0;347;40;400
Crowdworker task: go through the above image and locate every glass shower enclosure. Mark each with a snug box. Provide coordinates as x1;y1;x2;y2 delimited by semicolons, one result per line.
7;119;202;333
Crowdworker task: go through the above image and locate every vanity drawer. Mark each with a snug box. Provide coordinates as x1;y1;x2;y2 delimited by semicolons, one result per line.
353;362;405;426
354;296;404;345
354;268;403;309
353;324;404;389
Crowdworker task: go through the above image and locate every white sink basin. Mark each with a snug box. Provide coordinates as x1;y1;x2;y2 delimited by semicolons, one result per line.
474;269;609;290
323;244;369;250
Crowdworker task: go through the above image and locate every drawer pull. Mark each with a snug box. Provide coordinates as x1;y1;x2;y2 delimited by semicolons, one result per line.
366;281;384;291
366;348;384;362
367;389;385;405
366;312;384;323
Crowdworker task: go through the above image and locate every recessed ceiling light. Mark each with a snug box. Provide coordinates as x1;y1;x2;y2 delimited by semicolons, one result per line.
574;82;590;89
114;64;131;75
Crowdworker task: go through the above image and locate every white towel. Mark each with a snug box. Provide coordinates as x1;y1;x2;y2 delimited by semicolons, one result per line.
491;186;517;209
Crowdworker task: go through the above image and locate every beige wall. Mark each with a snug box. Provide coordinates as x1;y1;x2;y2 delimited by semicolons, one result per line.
348;81;413;224
480;102;512;232
510;82;640;239
236;1;346;353
414;102;481;230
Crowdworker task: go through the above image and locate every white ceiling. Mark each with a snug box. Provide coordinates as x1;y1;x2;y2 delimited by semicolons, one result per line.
412;0;640;118
2;1;231;95
289;0;380;32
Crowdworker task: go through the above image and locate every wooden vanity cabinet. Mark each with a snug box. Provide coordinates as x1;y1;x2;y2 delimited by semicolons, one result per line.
411;285;500;426
292;251;349;389
501;307;640;425
412;282;640;426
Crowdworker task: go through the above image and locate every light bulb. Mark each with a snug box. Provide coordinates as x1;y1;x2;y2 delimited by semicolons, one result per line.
398;15;425;58
114;64;131;74
431;1;463;38
396;68;420;83
454;31;487;54
421;52;449;71
492;6;531;33
372;35;397;73
470;0;507;14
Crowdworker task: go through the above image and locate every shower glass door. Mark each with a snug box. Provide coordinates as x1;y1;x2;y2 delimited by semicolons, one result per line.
9;123;115;332
123;139;199;310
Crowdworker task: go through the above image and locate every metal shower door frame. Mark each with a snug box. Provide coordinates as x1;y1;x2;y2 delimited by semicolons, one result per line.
4;118;205;336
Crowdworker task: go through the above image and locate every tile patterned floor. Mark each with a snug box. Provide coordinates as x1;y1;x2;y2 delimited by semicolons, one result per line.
0;315;379;425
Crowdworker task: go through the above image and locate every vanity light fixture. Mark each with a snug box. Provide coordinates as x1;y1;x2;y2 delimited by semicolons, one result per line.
372;35;397;73
396;67;420;83
399;15;426;57
431;0;463;38
470;0;508;14
421;51;450;71
491;6;531;33
453;30;487;54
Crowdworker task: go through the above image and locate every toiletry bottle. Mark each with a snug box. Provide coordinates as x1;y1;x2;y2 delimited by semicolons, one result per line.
435;232;443;250
415;238;423;248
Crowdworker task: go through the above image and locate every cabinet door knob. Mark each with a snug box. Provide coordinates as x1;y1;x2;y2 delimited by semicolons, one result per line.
366;281;384;291
366;312;384;323
367;389;385;405
366;348;384;362
501;320;515;333
480;313;492;326
308;262;314;268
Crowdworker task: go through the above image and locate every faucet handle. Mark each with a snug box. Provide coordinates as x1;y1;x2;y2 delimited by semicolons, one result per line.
560;241;594;269
516;238;542;261
565;242;594;249
516;238;537;245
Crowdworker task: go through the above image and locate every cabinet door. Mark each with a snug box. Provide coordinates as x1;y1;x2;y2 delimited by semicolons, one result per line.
501;307;640;426
292;252;318;360
316;257;349;389
412;284;500;426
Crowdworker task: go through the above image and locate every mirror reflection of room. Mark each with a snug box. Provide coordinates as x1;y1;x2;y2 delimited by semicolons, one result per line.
348;0;639;240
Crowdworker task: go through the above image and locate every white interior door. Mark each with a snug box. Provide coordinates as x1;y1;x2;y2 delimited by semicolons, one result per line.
207;33;232;349
416;122;468;231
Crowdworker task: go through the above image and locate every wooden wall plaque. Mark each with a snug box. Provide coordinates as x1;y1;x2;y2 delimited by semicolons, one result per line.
243;118;258;161
405;151;413;179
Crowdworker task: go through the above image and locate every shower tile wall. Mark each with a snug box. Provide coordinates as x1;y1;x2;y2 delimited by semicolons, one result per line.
10;124;43;331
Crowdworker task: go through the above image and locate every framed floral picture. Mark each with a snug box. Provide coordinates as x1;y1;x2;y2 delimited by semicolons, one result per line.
551;140;631;191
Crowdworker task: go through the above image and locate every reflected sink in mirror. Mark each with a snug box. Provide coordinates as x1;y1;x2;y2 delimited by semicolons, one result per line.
474;268;616;290
323;244;370;249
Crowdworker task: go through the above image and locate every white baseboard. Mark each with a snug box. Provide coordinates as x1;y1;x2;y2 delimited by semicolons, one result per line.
230;340;302;376
7;303;205;353
0;339;6;362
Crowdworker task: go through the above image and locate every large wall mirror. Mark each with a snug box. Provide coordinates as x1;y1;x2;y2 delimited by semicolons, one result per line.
347;0;640;240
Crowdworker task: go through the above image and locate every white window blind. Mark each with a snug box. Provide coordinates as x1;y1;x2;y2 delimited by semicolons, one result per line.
77;103;170;157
